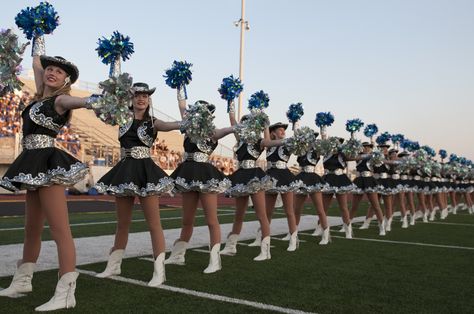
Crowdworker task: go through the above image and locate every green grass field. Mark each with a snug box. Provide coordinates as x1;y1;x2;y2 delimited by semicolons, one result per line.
1;201;473;313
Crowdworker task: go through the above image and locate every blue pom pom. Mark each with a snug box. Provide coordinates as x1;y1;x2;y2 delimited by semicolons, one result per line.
438;149;447;159
15;2;60;40
375;132;391;145
96;31;134;65
286;103;304;123
315;112;335;128
391;134;404;144
363;124;378;138
421;145;436;157
409;141;420;152
345;118;364;133
218;75;243;105
248;90;269;110
400;139;411;150
164;60;193;89
449;154;458;163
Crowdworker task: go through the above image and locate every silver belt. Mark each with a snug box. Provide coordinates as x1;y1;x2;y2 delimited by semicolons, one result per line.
325;169;344;176
401;175;408;180
356;171;373;178
392;174;400;180
239;160;257;169
267;161;287;169
374;173;389;179
407;175;413;180
413;175;421;180
302;165;316;173
183;152;210;163
423;177;431;182
121;146;151;159
22;134;55;150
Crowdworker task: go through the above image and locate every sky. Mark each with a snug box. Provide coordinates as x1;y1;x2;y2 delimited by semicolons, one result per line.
2;0;474;159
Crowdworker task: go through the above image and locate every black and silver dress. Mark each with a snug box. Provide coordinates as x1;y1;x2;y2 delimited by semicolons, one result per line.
0;97;88;192
322;153;355;194
171;137;231;193
374;163;396;195
95;119;174;197
265;145;301;194
295;150;327;194
225;140;271;197
352;155;382;194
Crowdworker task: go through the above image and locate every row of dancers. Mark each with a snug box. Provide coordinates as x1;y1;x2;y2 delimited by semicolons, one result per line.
0;46;473;311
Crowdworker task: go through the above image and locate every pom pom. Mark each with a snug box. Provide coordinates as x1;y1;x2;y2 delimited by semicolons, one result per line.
90;73;134;126
391;134;404;144
408;141;420;152
314;137;340;156
370;149;385;167
375;132;391;145
363;124;378;138
15;2;59;40
315;112;335;128
449;153;458;163
218;75;243;105
340;138;363;159
96;31;134;65
345;118;364;133
248;90;269;110
180;102;216;143
164;60;193;89
285;126;316;156
421;145;436;158
234;109;270;143
286;103;304;124
438;149;447;160
0;29;29;96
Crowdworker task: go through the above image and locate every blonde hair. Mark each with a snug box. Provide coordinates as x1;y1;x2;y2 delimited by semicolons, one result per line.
31;82;73;121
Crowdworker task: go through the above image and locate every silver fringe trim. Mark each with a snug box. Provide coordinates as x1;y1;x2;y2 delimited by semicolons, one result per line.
94;177;174;197
173;177;232;194
225;176;273;197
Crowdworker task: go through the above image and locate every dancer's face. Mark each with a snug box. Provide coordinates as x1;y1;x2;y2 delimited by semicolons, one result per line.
43;65;69;89
271;127;286;140
133;93;149;111
363;146;373;154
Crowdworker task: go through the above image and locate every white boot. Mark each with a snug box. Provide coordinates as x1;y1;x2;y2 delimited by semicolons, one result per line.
96;249;124;278
447;204;453;213
378;221;386;236
220;234;239;256
359;217;372;230
423;211;429;222
164;240;187;265
337;225;346;233
429;210;436;221
148;253;166;287
469;205;474;214
401;215;408;229
319;228;331;245
344;223;353;239
280;233;291;241
385;217;393;232
415;210;423;219
248;228;261;247
253;236;271;261
35;272;79;312
203;244;221;274
0;261;35;297
453;205;458;215
287;231;299;251
440;208;449;219
410;213;416;226
312;224;323;236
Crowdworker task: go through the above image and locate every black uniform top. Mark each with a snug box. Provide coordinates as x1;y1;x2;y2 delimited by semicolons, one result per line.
235;140;263;161
323;153;346;171
297;150;320;167
182;136;218;155
118;118;157;148
355;155;373;172
266;145;291;162
22;96;68;137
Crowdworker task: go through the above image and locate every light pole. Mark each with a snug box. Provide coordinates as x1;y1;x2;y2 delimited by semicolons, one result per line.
234;0;250;121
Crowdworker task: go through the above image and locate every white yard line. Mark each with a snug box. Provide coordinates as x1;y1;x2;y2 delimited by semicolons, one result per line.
76;269;316;314
331;236;474;251
425;222;474;227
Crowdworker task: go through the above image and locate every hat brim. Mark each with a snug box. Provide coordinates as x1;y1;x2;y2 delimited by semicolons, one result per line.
40;56;79;84
133;87;156;95
269;123;288;132
362;143;374;148
378;144;390;148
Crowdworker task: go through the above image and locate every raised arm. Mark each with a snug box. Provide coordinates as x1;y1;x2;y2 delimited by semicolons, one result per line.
32;55;44;93
228;101;239;141
154;119;182;132
260;128;285;148
177;87;187;119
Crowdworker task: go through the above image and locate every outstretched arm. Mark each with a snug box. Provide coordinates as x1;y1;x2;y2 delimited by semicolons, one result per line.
213;126;235;141
55;95;93;114
260;128;285;148
154;119;182;132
